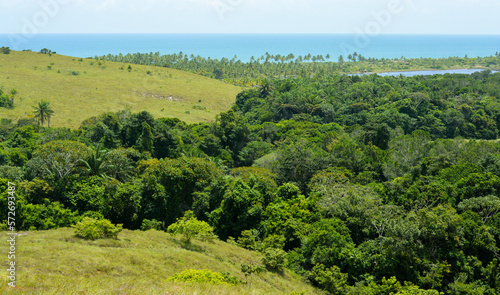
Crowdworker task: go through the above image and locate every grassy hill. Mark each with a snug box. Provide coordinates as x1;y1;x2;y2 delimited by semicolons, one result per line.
0;228;320;295
0;51;242;128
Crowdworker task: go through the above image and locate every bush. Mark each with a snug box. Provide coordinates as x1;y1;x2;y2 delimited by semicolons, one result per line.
237;229;261;250
0;47;10;54
166;269;238;285
167;210;217;243
73;217;123;240
140;218;162;231
262;247;287;273
20;201;80;230
308;264;348;295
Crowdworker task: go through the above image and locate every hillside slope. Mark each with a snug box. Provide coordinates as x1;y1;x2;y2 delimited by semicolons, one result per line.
0;51;242;128
0;228;320;295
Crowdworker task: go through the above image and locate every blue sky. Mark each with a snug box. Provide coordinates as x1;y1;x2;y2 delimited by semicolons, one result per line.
1;0;499;34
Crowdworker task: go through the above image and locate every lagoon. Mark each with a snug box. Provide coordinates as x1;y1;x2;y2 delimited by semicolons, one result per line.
368;69;499;77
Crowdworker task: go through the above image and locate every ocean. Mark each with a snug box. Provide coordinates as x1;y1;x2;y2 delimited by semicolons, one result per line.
1;34;499;62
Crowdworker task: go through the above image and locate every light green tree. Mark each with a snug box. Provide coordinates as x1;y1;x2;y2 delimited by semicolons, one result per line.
167;210;217;243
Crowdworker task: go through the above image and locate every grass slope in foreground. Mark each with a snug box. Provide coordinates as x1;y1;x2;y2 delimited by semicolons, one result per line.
0;228;319;295
0;51;242;128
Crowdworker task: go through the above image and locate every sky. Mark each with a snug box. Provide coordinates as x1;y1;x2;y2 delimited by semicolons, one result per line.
1;0;500;35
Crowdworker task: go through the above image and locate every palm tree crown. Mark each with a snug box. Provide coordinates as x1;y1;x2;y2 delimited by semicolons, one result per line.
33;99;55;127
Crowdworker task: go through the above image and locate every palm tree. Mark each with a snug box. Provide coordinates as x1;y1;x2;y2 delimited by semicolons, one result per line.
78;144;113;178
33;99;55;127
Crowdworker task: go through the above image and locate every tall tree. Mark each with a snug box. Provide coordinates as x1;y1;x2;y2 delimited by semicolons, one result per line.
33;99;55;127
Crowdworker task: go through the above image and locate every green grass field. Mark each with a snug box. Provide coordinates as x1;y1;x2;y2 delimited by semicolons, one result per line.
0;51;242;128
0;228;320;295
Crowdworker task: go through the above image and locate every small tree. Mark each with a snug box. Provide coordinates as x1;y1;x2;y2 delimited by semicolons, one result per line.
262;247;287;273
167;210;217;243
241;263;264;290
33;99;55;127
139;122;154;154
0;47;10;54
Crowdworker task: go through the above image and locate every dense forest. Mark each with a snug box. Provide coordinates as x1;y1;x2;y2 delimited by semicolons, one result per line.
3;70;500;294
95;51;500;86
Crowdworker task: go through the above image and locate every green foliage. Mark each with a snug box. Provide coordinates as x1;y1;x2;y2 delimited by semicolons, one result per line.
298;218;354;271
140;218;162;231
26;140;92;182
456;172;500;202
19;200;80;230
33;99;55;127
241;263;265;290
166;269;238;285
262;191;314;251
0;85;14;108
104;180;142;228
141;156;221;224
262;247;287;273
0;46;10;54
0;165;24;181
4;65;500;294
458;195;500;222
96;51;500;88
384;130;432;179
167;210;217;243
138;122;154;154
238;140;272;166
237;229;261;250
209;177;265;240
213;109;250;163
314;179;383;243
20;178;53;204
308;264;348;295
0;178;80;230
73;217;123;240
78;144;114;178
273;140;328;191
63;176;108;213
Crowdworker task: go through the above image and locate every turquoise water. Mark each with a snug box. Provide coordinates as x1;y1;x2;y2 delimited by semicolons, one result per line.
1;34;499;61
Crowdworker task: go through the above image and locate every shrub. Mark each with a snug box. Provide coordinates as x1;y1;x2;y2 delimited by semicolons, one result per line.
192;105;207;110
166;269;238;285
237;229;260;250
241;263;264;289
308;264;348;295
262;234;286;250
167;210;217;243
20;201;80;230
73;217;123;240
262;247;287;272
81;211;105;220
140;218;162;231
0;47;10;54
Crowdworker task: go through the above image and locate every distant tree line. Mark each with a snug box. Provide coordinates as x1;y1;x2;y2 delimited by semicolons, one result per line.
95;51;500;86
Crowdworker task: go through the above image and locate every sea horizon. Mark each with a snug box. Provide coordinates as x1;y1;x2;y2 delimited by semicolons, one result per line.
1;33;499;62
